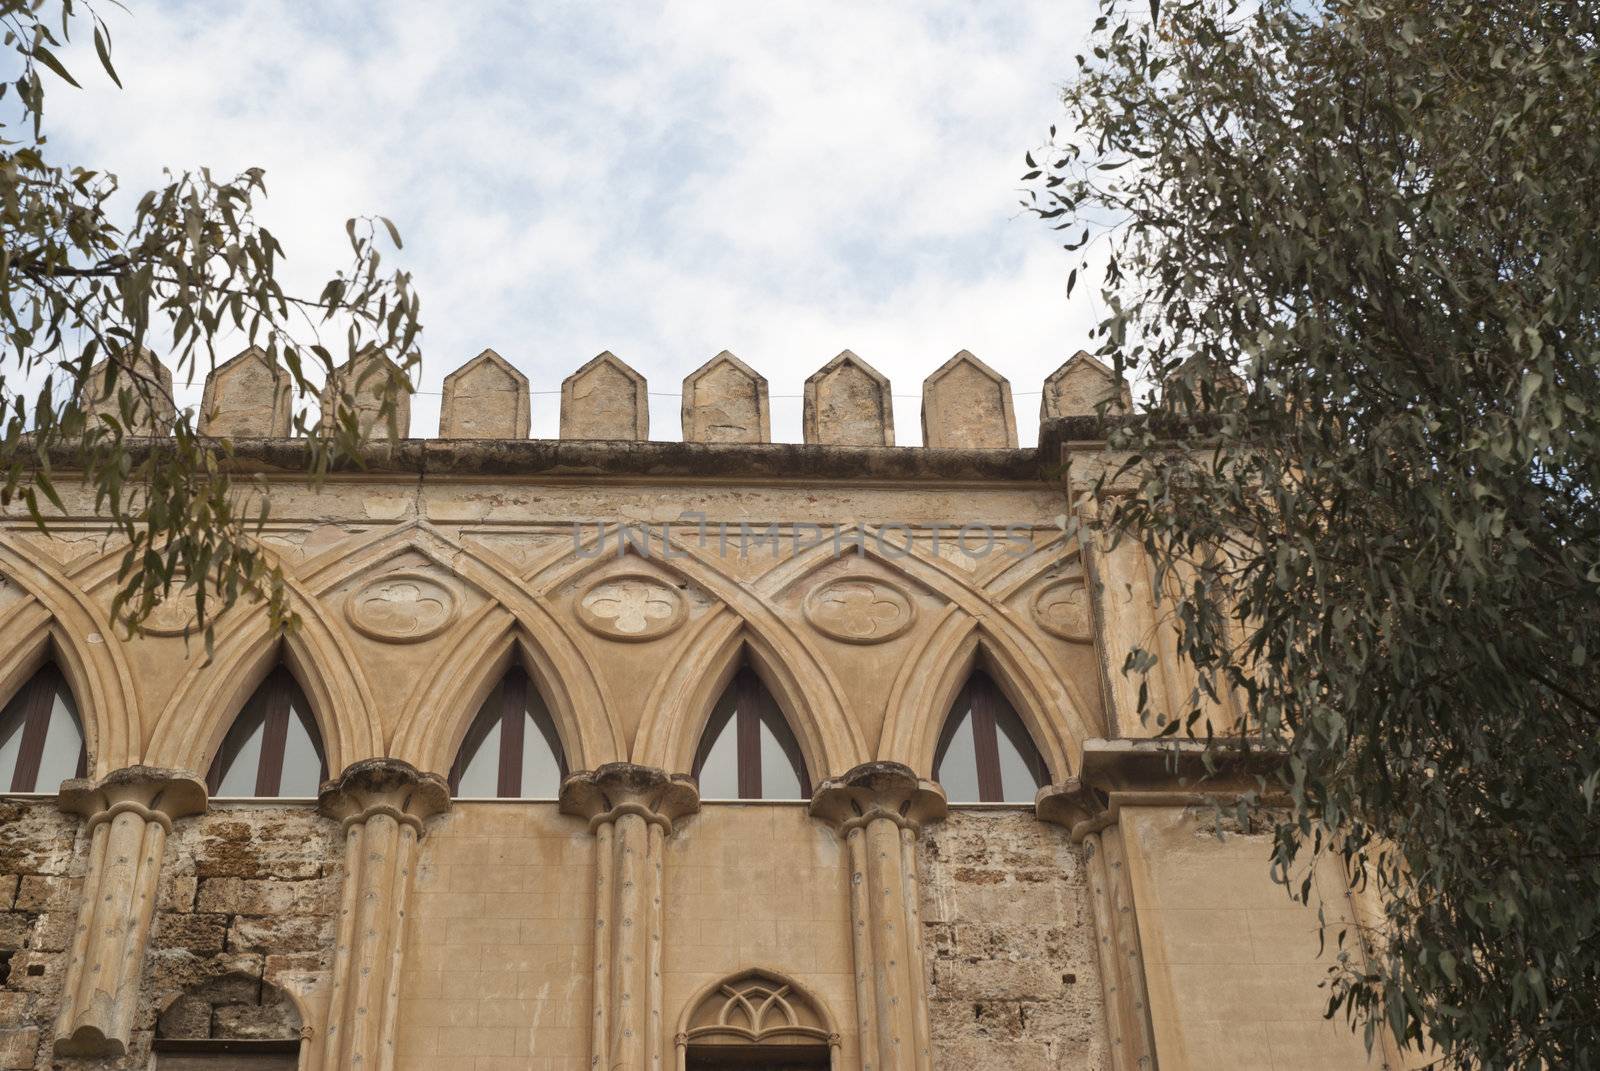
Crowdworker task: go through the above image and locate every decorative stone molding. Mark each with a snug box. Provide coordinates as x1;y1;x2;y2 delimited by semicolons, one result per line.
682;350;770;444
810;762;946;1071
317;759;450;1071
675;968;842;1069
804;349;894;447
53;766;208;1056
576;573;686;642
561;350;649;441
921;349;1017;449
318;349;412;438
804;577;917;645
560;763;700;1071
80;346;177;435
1041;351;1131;419
345;571;460;643
200;345;293;438
439;347;530;439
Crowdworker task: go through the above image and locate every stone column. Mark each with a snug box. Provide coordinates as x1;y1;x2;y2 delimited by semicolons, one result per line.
317;758;450;1071
809;762;947;1071
53;766;208;1056
1037;780;1156;1071
560;763;700;1071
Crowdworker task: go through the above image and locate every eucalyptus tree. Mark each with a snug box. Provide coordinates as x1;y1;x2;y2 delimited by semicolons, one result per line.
1;0;420;645
1028;0;1600;1065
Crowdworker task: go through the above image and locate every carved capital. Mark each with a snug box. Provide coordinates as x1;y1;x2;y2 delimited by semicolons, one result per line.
1034;778;1110;841
317;758;450;834
558;762;700;833
58;765;208;831
809;760;947;834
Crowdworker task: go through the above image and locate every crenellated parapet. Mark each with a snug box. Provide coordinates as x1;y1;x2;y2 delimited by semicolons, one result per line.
155;343;1136;447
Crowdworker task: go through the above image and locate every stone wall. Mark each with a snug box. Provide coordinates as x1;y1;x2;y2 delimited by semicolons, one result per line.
920;809;1110;1070
0;801;340;1069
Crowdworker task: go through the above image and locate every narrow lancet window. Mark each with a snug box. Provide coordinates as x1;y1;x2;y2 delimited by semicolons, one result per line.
933;670;1048;803
0;664;86;793
207;667;327;798
450;665;566;798
693;666;811;800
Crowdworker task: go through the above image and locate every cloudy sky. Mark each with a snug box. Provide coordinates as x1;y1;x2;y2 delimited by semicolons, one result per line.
49;1;1101;445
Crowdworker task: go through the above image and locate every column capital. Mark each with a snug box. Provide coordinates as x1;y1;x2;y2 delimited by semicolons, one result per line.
1034;778;1109;841
558;762;700;833
809;761;947;834
317;758;450;834
58;765;207;832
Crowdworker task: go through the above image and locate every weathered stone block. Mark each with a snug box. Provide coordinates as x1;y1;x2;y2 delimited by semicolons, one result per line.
560;351;649;440
1042;350;1131;419
189;813;330;880
0;1026;38;1070
14;874;77;912
30;910;73;952
156;913;229;953
227;913;327;953
160;872;198;912
803;349;894;446
80;346;176;434
200;346;293;437
681;350;769;443
157;992;213;1039
922;350;1018;449
439;348;529;439
0;875;16;909
318;349;412;438
195;876;337;916
0;914;29;950
213;1000;300;1039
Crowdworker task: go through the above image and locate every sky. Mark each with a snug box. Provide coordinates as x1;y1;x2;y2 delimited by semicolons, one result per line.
47;1;1103;445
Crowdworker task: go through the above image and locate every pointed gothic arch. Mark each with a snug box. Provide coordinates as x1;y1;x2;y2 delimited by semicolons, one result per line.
0;658;87;793
205;665;328;798
932;668;1048;803
449;662;568;799
146;592;380;778
633;607;863;782
692;664;811;800
878;607;1084;785
675;968;840;1069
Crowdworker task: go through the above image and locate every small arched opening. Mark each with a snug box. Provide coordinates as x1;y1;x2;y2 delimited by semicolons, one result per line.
692;666;811;801
206;666;327;799
152;972;302;1068
677;969;839;1070
0;663;86;793
450;663;568;799
932;669;1049;803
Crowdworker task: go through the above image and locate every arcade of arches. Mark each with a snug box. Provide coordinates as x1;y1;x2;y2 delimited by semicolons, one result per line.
0;424;1404;1070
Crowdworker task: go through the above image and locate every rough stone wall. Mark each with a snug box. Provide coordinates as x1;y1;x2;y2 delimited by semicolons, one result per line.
0;801;79;1069
920;809;1109;1071
0;801;340;1069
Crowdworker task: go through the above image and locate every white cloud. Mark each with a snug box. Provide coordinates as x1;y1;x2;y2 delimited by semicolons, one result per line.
46;0;1103;444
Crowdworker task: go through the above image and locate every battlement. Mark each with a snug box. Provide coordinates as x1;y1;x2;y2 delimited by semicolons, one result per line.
86;345;1131;450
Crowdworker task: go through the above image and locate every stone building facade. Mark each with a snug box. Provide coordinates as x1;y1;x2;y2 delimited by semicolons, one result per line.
0;347;1406;1069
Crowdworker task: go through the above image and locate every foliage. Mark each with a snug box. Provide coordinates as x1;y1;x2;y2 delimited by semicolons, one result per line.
0;0;420;647
1028;0;1600;1065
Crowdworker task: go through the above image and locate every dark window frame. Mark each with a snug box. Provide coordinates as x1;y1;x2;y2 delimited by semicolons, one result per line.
2;664;86;793
693;666;813;800
448;665;568;799
205;667;327;798
933;670;1048;803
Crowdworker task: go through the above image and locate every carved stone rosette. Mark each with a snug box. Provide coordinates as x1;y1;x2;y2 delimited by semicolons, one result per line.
53;766;209;1056
317;758;451;1071
560;763;700;1071
809;762;947;1071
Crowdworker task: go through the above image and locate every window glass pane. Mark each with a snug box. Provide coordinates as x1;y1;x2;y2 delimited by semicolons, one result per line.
694;689;739;799
933;704;982;803
214;704;266;798
757;712;804;799
993;701;1048;802
521;689;564;798
35;685;84;792
277;697;323;798
0;687;27;787
455;708;502;798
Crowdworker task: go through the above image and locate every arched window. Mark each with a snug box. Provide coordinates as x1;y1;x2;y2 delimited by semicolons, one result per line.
0;664;86;793
693;666;810;800
677;969;837;1069
450;666;566;798
207;667;327;798
933;670;1048;803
